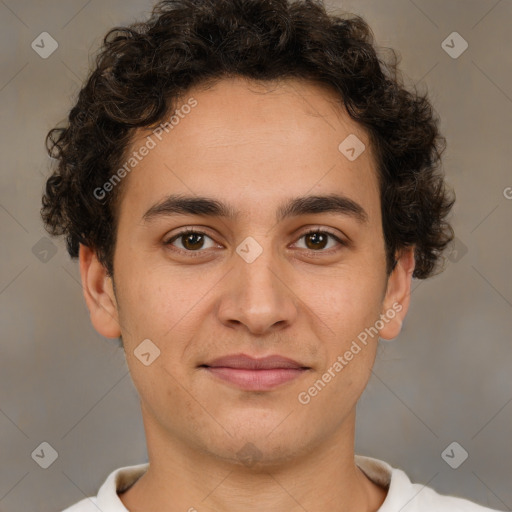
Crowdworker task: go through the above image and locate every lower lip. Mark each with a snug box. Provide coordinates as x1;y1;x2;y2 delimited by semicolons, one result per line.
204;367;307;391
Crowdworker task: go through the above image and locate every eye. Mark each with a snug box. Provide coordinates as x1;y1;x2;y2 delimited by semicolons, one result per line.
164;227;347;257
164;229;218;252
293;229;346;252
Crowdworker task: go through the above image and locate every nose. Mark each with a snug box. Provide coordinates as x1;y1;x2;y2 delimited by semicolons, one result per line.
216;243;299;335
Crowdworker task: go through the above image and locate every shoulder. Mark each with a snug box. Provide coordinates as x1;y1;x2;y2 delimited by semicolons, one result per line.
61;497;100;512
408;482;502;511
60;462;149;512
355;455;502;512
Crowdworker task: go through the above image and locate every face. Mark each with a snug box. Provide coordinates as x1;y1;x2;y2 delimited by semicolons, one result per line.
81;76;414;467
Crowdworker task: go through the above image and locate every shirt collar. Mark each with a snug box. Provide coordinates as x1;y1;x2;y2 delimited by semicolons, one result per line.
96;455;413;511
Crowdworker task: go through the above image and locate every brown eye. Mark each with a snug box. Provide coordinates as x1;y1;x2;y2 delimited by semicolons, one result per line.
295;229;345;252
165;230;217;252
181;232;205;250
304;231;329;250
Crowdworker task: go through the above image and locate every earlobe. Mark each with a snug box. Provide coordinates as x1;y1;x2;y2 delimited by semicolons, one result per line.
78;243;121;339
379;247;415;341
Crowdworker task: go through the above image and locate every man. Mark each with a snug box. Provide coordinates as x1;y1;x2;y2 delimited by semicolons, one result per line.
41;0;501;510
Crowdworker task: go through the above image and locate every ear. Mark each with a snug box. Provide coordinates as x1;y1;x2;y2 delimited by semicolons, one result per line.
379;246;415;340
78;243;121;339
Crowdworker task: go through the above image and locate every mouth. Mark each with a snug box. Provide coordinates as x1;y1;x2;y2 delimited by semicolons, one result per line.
199;354;310;391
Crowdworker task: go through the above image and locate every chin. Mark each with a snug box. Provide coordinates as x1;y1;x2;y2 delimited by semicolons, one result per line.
200;427;309;470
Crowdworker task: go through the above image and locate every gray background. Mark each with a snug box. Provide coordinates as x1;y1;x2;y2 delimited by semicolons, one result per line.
0;0;511;510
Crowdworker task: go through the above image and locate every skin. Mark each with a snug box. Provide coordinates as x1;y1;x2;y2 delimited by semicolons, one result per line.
79;76;415;512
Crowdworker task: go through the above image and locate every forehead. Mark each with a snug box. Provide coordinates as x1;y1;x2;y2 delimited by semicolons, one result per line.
116;76;380;223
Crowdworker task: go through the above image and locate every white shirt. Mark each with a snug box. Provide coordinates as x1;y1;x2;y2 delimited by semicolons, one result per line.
62;455;501;511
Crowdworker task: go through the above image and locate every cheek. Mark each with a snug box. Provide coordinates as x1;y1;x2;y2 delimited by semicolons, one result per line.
304;267;385;337
115;260;195;337
298;291;382;417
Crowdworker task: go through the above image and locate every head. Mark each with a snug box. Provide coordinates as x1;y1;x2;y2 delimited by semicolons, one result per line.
41;0;454;467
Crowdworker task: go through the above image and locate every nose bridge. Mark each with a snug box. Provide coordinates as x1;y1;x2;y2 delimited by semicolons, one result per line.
218;234;298;332
235;235;283;302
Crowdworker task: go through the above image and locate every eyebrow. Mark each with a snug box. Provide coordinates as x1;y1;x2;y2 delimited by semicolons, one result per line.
142;193;369;225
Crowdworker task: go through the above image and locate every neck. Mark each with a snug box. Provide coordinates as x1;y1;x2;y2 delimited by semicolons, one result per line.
119;409;387;512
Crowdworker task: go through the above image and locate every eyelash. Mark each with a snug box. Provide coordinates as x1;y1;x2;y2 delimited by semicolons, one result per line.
164;227;347;257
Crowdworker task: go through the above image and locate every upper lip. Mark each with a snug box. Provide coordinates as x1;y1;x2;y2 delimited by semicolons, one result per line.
201;353;308;370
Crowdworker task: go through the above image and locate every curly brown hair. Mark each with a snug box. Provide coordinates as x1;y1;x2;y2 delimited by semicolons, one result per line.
41;0;454;279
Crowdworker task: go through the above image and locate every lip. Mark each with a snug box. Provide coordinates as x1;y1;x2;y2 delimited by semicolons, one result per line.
200;354;310;391
204;354;307;370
